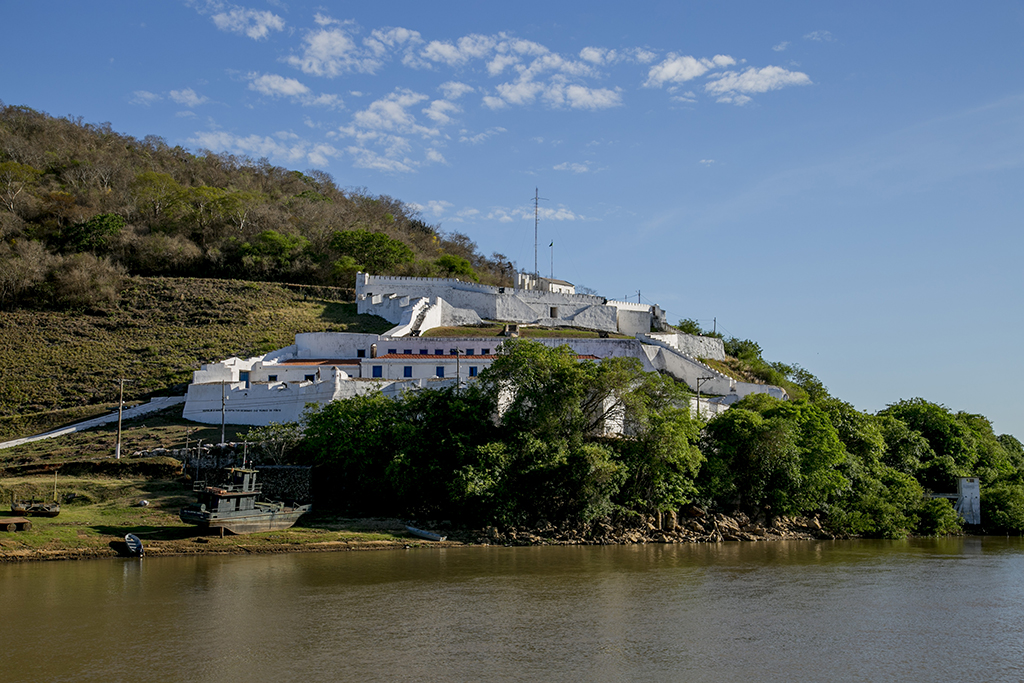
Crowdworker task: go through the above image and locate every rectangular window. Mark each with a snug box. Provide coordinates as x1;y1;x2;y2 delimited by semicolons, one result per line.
450;348;458;355
436;366;445;378
550;306;558;318
435;349;444;355
239;371;250;388
403;366;412;378
304;374;316;382
372;366;383;378
469;366;478;377
420;349;428;355
357;349;366;358
403;349;413;354
467;349;475;356
482;348;490;355
268;374;278;382
388;349;397;355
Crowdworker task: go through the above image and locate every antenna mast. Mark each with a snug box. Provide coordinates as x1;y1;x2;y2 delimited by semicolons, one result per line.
533;188;547;277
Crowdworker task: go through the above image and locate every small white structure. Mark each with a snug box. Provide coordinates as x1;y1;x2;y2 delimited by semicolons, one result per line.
955;477;981;525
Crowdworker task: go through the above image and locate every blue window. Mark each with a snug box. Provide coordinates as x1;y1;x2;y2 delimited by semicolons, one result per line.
436;366;445;378
420;349;428;355
435;349;443;355
403;366;412;378
481;348;490;355
403;349;413;354
469;366;478;377
372;366;383;378
467;349;475;356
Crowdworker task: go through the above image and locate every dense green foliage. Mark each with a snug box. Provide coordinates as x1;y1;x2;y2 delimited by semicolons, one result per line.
303;340;702;525
0;103;515;311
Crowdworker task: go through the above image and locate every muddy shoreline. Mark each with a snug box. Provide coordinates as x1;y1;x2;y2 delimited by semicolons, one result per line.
0;510;842;563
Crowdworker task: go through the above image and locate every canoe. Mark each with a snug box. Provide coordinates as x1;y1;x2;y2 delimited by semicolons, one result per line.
124;533;144;557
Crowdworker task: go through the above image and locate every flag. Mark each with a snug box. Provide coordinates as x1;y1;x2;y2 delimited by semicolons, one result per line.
549;241;553;247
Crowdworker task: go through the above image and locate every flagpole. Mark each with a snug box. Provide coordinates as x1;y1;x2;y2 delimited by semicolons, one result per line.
550;240;553;278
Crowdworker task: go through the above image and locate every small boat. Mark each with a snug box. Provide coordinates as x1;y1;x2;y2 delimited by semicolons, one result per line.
124;533;144;557
406;525;446;542
11;499;60;517
179;467;311;535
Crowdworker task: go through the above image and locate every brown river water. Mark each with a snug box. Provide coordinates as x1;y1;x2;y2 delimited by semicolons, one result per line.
2;537;1023;683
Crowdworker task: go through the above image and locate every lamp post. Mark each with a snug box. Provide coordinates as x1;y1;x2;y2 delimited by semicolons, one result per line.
696;376;714;420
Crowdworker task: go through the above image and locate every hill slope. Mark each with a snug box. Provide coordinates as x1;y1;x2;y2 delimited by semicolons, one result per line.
0;276;391;440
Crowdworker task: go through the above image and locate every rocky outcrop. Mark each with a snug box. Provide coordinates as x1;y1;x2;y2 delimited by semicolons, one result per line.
437;510;835;546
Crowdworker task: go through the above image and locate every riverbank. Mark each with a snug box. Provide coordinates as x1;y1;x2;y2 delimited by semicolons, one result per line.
0;502;835;563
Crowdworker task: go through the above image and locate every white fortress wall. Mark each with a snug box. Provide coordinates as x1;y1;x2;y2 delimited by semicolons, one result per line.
641;332;726;360
565;305;619;331
191;356;260;384
294;332;383;358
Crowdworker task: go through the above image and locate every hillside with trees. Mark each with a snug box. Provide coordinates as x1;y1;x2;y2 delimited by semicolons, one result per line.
0;102;506;312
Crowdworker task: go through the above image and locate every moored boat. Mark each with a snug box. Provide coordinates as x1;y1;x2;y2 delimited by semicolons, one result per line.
179;467;310;534
124;533;144;557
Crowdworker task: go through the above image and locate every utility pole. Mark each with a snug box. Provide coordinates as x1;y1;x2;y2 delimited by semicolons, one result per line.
696;376;714;421
115;378;133;459
220;381;228;445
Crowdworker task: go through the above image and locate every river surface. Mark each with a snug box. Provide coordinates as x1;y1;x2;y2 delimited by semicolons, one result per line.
2;537;1023;683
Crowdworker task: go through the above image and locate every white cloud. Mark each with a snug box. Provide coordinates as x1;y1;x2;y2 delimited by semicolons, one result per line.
579;46;611;64
424;148;447;164
286;22;382;76
705;65;812;103
351;89;436;136
537;207;580;221
487;53;519;76
410;199;453;217
457;208;480;219
482;95;508;110
554;162;591;173
459;127;507;144
211;6;285;40
423;99;461;125
422;33;497;66
486;209;515;223
346;146;415;172
169;88;208;107
643;54;736;88
804;30;834;42
700;159;715;165
562;84;622;110
363;26;423;56
249;73;310;98
130;90;161;106
189;130;342;166
773;41;790;52
439;81;474;100
247;73;344;109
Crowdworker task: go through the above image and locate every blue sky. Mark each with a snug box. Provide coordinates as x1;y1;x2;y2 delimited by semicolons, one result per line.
4;1;1024;438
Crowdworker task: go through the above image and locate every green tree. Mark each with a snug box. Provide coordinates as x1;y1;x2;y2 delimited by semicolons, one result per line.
329;229;414;274
435;253;479;281
63;213;125;254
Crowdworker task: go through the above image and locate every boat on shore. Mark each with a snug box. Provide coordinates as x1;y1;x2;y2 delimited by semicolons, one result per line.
10;499;60;517
124;533;144;557
179;467;311;535
406;525;447;542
